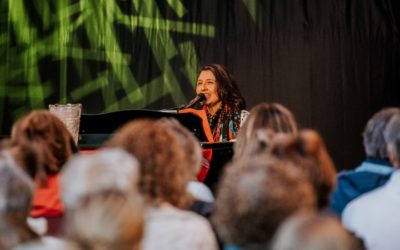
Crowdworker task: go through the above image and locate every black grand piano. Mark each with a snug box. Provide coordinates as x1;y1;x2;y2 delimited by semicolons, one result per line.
78;109;233;193
78;109;210;148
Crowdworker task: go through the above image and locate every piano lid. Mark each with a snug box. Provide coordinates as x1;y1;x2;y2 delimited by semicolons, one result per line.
78;109;210;146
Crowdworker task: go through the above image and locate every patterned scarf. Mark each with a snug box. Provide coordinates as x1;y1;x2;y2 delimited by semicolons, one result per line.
205;103;241;142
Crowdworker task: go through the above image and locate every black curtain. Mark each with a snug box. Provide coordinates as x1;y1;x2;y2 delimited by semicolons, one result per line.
196;0;400;169
2;0;400;170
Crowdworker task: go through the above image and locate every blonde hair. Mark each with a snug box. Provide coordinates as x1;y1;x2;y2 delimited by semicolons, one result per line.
234;102;298;160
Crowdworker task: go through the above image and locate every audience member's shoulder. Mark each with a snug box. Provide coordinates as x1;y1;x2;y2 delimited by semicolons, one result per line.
187;181;214;203
13;237;71;250
336;170;367;188
343;184;387;217
144;204;218;249
148;204;211;225
337;170;391;188
337;169;356;177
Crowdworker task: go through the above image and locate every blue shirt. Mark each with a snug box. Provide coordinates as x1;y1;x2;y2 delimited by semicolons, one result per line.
329;159;393;215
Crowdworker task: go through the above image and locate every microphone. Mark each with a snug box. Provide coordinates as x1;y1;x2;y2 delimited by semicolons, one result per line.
184;93;206;109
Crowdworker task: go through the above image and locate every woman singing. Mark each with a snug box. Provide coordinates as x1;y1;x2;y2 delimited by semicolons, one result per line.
194;64;246;142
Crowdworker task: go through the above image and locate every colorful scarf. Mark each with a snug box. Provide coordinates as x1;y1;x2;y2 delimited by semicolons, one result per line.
205;103;241;142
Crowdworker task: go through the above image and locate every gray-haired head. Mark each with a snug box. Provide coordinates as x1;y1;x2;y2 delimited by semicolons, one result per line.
363;107;400;160
61;148;140;210
64;190;144;250
0;151;37;249
384;115;400;167
0;151;35;218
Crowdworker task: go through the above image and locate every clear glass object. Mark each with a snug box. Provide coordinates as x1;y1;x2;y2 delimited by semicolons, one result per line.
49;103;82;145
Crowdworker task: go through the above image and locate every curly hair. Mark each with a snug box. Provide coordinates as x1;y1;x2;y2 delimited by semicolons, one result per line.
200;64;246;110
157;118;202;176
105;119;191;209
11;110;76;176
212;156;315;249
234;102;298;161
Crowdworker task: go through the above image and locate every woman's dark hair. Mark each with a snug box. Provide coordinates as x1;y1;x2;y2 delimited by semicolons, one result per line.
200;64;246;109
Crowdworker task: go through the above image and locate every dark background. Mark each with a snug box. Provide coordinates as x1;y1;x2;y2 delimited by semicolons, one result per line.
195;0;400;170
1;0;400;170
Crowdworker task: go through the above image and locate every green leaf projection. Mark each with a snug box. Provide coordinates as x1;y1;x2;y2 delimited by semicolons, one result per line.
0;0;216;133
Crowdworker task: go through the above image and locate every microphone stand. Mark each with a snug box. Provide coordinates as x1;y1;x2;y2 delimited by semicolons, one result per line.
160;104;186;113
162;94;205;112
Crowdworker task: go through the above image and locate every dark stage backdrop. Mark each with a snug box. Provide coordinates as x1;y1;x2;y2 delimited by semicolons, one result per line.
1;0;400;170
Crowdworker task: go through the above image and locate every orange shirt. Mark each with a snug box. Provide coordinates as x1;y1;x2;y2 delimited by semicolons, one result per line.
30;174;64;218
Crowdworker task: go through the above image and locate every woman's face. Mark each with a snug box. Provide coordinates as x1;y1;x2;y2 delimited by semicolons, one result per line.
196;70;220;107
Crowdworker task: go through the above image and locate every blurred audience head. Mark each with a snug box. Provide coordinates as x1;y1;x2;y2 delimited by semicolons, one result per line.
61;149;144;250
0;151;38;249
0;139;41;180
212;156;316;249
271;212;365;250
384;114;400;167
157;118;202;177
269;129;337;209
64;190;144;250
105;119;191;209
11;110;76;177
363;107;400;161
61;148;140;211
234;102;298;160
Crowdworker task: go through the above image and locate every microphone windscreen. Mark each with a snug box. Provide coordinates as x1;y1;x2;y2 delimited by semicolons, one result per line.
197;93;206;101
185;93;206;109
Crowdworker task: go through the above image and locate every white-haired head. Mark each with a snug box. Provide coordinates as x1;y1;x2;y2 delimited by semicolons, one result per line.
0;150;34;217
0;151;37;250
61;148;140;210
384;115;400;167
